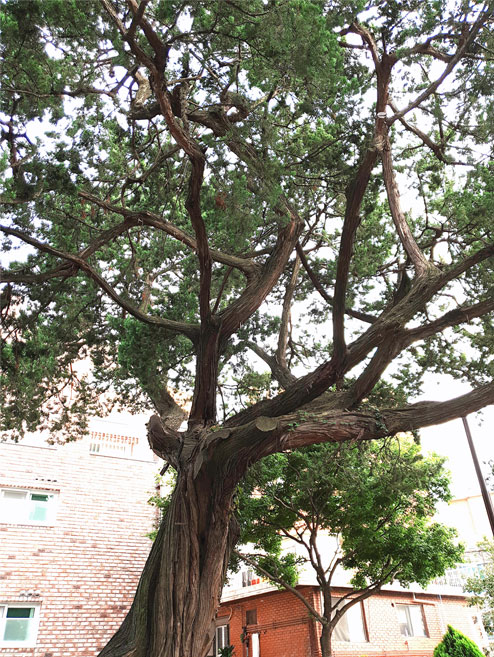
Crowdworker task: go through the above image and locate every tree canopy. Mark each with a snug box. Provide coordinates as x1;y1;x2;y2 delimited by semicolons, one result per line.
236;437;463;656
1;1;494;656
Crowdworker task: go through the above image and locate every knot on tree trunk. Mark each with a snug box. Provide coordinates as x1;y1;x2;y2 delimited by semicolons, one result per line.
147;415;182;467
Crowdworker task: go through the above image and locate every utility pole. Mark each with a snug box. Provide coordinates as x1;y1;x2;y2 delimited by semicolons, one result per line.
462;416;494;536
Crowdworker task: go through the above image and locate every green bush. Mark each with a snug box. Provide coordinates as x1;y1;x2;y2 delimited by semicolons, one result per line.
433;625;485;657
218;647;235;657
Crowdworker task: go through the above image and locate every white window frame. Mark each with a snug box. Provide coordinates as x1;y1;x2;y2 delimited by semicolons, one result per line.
396;604;428;638
0;604;41;648
330;596;368;643
215;624;229;656
0;488;58;526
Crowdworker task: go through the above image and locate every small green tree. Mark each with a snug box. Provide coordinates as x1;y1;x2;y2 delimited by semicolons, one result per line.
434;625;485;657
466;540;494;638
237;437;463;657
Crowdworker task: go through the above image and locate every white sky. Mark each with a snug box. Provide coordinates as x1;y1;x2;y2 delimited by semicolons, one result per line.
419;374;493;499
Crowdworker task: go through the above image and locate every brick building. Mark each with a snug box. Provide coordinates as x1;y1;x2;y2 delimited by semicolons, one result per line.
0;421;160;656
213;501;491;657
215;580;486;657
1;422;490;657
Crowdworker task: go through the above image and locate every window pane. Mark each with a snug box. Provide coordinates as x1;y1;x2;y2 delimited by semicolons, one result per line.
3;608;34;643
332;598;350;642
6;608;34;619
331;598;366;643
216;625;228;652
246;609;257;625
347;603;367;642
4;619;31;641
1;490;27;523
3;490;26;502
29;503;48;522
397;606;411;636
29;494;51;522
251;633;260;657
30;494;49;502
409;605;427;637
333;614;351;642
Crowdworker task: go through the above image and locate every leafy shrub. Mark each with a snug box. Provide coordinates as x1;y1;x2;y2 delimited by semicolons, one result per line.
433;625;485;657
218;647;235;657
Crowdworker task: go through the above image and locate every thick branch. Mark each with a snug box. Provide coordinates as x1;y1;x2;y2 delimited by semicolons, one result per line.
147;414;182;468
345;338;406;409
380;136;435;277
332;147;378;362
405;298;494;344
227;238;493;429
219;204;304;341
244;341;296;389
388;100;455;164
277;256;301;367
224;382;494;463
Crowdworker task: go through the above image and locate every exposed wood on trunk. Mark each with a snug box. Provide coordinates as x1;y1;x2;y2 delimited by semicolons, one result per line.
276;255;301;368
380;136;435;277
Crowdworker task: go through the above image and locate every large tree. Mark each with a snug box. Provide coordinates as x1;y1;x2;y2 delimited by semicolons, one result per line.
235;438;463;657
1;1;494;655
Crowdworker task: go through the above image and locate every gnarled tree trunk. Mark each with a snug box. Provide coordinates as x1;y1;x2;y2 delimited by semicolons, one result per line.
99;455;240;657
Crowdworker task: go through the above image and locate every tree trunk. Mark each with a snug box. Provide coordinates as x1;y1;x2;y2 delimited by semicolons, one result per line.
319;623;333;657
98;461;239;657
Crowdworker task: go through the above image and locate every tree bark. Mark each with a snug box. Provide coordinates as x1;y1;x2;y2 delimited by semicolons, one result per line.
319;623;333;657
98;457;240;657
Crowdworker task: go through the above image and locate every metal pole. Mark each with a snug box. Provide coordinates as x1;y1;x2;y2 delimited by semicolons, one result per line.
462;416;494;536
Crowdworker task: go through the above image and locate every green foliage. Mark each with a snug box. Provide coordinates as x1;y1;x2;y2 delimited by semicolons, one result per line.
218;647;235;657
146;471;176;541
238;437;463;610
0;0;493;442
465;540;494;637
433;626;485;657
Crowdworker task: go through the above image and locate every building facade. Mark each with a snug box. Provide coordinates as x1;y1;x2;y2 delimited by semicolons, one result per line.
215;581;486;657
0;422;159;656
215;495;494;657
1;423;491;657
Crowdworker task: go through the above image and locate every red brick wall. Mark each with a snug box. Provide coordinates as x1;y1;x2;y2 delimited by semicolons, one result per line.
218;586;485;657
217;587;320;657
0;438;159;657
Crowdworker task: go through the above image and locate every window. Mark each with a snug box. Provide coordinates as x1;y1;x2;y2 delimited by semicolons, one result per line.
0;605;40;647
0;488;58;525
331;597;368;643
215;625;229;656
246;609;257;625
397;604;428;637
89;431;138;458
